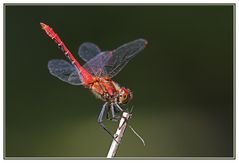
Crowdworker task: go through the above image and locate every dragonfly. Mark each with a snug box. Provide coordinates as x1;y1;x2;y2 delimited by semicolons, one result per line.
40;22;147;140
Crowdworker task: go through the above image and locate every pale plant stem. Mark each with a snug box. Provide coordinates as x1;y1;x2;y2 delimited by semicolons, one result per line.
107;112;131;158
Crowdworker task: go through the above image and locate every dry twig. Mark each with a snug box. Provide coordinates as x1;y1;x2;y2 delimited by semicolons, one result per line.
107;112;131;158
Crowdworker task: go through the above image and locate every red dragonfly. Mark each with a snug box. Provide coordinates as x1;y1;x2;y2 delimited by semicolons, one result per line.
40;22;147;139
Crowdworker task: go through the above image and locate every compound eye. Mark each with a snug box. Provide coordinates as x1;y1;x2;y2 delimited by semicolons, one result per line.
123;94;127;99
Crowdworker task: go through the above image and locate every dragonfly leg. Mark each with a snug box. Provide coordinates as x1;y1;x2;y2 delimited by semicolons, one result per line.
110;103;116;119
114;103;124;112
98;102;118;142
114;104;132;129
109;103;121;122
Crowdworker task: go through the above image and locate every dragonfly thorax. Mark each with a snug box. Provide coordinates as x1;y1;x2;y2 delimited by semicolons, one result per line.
88;77;132;104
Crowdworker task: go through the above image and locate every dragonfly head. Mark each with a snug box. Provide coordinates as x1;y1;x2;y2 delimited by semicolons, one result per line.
118;87;133;104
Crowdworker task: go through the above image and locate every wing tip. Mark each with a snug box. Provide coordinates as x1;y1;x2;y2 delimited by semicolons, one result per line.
143;39;148;48
137;38;148;48
142;39;148;47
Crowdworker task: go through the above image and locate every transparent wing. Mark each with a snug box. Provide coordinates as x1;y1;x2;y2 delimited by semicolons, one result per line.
105;39;147;78
81;39;147;78
48;59;82;85
83;51;112;77
78;42;101;62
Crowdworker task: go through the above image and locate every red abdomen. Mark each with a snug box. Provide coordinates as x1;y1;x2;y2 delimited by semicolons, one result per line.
40;22;93;84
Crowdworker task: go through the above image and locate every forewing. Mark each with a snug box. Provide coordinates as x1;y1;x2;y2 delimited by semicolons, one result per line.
104;38;147;78
48;59;82;85
83;51;112;77
78;42;101;62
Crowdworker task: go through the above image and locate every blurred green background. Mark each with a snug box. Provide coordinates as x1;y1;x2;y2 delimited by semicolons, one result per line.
5;5;233;158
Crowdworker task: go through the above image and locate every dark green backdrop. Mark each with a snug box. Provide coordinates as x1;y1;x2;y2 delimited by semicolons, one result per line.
5;5;234;158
